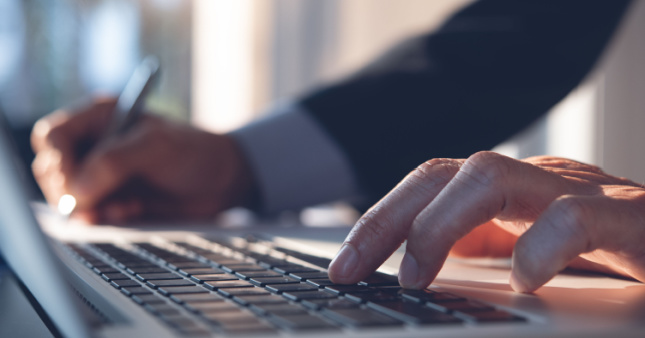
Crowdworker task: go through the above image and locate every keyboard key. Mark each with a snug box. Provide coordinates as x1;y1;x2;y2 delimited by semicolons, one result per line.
272;264;319;274
454;310;526;323
367;299;463;324
136;272;183;281
269;313;339;331
344;287;402;303
265;283;319;294
400;289;465;303
250;303;308;316
233;294;288;306
168;262;212;270
110;279;141;288
158;286;209;296
146;279;196;288
171;293;225;304
93;266;120;274
202;309;257;324
221;263;267;273
320;308;403;327
324;284;372;295
185;301;239;313
190;274;238;283
203;280;254;290
235;270;283;279
282;290;338;302
257;258;291;269
428;300;495;313
145;303;182;316
178;268;225;276
358;272;400;287
301;298;360;311
102;272;131;281
207;257;247;266
217;287;272;298
220;321;277;335
288;271;330;281
121;263;160;271
273;247;332;268
121;286;154;297
249;276;300;287
305;278;336;287
127;267;171;274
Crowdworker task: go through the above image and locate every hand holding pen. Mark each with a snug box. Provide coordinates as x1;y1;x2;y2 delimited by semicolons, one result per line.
31;57;258;223
57;56;161;216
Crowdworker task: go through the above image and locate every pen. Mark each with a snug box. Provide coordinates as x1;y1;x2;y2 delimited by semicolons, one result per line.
57;56;161;217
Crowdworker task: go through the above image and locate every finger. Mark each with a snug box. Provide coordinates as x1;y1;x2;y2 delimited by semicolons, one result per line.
71;120;163;209
328;158;464;284
449;220;517;258
31;98;117;198
511;194;645;293
31;98;116;153
31;110;70;153
399;152;586;289
31;112;77;198
32;148;67;203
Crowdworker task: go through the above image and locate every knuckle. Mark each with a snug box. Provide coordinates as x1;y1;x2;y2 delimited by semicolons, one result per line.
547;196;593;251
33;111;70;146
409;158;460;188
350;206;398;246
461;151;512;187
43;123;67;148
400;159;462;201
31;120;49;147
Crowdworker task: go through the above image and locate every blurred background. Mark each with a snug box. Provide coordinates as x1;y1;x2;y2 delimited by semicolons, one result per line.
1;0;644;218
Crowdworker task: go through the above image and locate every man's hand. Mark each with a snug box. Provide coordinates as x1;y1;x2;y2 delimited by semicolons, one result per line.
31;98;257;223
328;151;645;293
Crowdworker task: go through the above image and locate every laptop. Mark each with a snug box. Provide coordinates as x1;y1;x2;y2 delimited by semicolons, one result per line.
1;111;644;338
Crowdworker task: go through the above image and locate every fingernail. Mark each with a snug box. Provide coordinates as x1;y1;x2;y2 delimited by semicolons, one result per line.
399;253;420;288
329;243;359;281
510;271;530;293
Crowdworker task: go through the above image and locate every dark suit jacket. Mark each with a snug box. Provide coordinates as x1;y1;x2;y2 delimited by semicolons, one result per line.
299;0;632;207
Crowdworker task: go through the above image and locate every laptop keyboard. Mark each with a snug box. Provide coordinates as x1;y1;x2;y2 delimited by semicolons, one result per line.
63;235;525;336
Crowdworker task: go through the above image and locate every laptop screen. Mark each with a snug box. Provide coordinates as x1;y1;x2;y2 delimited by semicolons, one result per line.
0;109;89;338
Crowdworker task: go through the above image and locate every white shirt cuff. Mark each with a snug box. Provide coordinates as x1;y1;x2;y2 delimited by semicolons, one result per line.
230;103;361;213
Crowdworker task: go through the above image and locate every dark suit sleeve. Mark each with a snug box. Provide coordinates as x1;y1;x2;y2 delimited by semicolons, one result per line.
299;0;631;206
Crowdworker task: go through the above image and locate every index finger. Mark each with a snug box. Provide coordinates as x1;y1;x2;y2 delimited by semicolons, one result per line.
328;158;464;284
31;97;116;154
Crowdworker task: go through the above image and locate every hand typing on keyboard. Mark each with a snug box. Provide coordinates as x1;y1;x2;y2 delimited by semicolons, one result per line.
328;152;645;293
